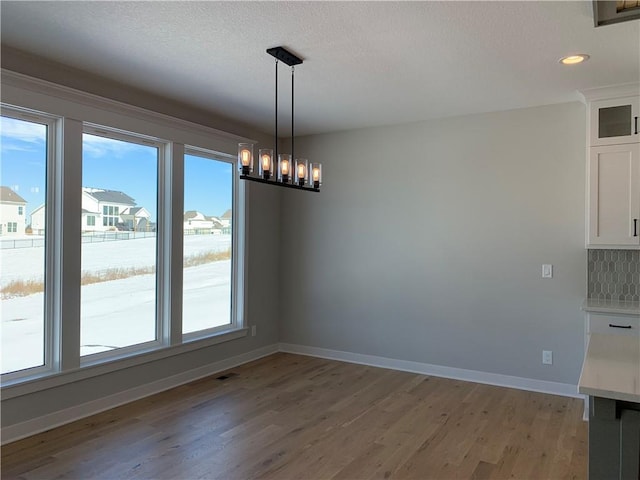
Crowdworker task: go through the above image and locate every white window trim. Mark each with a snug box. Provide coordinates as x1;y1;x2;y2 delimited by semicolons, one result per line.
79;125;166;365
1;69;255;151
0;70;254;390
181;147;244;342
0;106;59;382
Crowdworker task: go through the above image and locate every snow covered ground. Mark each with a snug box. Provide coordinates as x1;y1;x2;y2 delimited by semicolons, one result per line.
1;235;232;374
0;234;231;286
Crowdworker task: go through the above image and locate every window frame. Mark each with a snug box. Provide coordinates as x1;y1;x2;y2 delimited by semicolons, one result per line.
181;147;241;341
79;124;166;366
0;71;252;392
0;106;59;381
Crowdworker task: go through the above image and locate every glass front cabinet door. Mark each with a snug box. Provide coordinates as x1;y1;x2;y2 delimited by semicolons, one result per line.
590;96;640;146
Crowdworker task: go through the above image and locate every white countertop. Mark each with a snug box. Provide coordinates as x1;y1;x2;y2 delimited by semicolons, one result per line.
578;333;640;403
582;298;640;316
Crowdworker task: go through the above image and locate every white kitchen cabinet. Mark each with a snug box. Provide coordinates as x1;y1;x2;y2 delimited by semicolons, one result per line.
589;96;639;147
588;143;640;247
581;86;640;248
584;312;640;372
587;312;640;337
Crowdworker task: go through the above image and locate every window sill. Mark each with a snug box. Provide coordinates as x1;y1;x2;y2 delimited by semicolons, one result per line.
0;327;248;400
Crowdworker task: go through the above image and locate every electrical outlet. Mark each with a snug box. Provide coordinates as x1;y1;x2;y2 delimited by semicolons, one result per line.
542;350;553;365
542;264;553;278
251;325;257;337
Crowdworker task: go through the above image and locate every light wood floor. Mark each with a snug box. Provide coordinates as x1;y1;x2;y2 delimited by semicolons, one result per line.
2;353;587;479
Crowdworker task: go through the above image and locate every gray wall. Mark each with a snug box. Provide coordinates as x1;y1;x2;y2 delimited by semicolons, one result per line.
1;49;282;427
280;102;587;385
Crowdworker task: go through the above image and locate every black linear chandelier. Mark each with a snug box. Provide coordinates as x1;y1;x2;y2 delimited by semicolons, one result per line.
238;46;322;193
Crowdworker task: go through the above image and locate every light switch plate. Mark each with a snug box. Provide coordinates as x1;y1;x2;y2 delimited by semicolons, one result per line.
542;264;553;278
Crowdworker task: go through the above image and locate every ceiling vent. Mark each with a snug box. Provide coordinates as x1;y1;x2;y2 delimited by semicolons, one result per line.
593;0;640;26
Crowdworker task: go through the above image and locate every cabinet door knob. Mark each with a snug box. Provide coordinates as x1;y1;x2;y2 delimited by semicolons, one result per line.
634;218;639;237
609;323;632;329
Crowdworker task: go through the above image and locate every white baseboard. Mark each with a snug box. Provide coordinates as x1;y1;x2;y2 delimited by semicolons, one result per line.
1;343;278;445
279;343;584;400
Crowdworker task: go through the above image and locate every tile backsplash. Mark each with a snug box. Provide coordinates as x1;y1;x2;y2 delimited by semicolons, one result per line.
587;249;639;302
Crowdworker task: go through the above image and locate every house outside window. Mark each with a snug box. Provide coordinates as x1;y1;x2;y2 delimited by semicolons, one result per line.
87;215;95;226
0;186;28;236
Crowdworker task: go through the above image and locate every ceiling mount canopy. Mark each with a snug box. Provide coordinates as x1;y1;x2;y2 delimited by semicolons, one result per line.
238;46;322;193
266;46;303;66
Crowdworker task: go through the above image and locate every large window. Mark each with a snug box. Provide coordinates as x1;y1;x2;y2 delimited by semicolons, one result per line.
1;80;246;389
80;131;160;358
182;151;233;335
0;114;50;375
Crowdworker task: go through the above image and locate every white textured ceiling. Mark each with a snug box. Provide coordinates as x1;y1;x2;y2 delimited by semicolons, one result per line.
1;1;639;136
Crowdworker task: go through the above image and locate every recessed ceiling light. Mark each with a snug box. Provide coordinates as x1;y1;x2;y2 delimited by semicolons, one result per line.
559;54;590;65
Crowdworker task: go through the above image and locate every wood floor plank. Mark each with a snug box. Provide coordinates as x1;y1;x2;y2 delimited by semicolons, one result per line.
1;353;587;480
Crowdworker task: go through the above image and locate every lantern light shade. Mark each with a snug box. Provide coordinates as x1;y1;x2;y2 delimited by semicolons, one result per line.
238;143;253;174
278;154;292;183
258;149;274;179
310;163;322;188
295;159;308;186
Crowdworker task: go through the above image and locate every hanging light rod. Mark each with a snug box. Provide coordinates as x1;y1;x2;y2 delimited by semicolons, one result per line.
238;46;322;193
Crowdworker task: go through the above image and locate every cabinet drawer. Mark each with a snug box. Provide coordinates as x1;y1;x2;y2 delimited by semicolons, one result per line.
588;314;640;336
